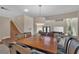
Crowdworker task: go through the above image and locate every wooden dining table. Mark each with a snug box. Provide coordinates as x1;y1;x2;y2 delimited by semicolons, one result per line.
16;36;57;54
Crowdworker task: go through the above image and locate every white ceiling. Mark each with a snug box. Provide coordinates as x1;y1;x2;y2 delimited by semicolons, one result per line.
0;5;79;17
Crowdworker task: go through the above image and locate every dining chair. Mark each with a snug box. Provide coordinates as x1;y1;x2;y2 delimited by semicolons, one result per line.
15;44;31;54
68;39;79;54
64;36;75;53
31;49;46;54
9;43;16;54
57;36;75;54
9;43;31;54
74;46;79;54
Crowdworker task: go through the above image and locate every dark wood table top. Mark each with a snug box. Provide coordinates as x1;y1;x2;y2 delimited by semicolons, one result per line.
16;36;57;54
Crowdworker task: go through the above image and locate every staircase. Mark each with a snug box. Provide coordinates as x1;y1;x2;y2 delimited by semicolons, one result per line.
10;21;21;41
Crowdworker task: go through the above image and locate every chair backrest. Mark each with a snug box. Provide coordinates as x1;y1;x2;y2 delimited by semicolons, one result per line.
9;44;16;54
15;44;31;54
68;39;79;54
64;36;75;53
74;46;79;54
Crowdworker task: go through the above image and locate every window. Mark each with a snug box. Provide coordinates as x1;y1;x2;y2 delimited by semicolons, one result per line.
43;26;51;33
36;23;44;33
53;27;64;33
66;18;78;36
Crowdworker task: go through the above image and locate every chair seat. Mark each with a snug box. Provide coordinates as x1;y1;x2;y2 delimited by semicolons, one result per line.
16;43;28;48
31;49;46;54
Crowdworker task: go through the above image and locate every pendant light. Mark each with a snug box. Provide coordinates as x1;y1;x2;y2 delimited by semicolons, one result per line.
38;5;42;17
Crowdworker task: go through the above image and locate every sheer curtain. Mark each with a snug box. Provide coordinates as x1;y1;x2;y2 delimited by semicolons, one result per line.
66;17;78;36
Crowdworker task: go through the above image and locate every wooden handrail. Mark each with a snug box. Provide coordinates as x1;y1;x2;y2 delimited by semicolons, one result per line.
10;21;21;41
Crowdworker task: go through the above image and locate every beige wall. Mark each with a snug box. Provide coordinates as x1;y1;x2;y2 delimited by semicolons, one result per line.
33;17;45;34
12;15;24;33
24;16;34;35
0;16;10;39
33;11;79;35
45;19;66;32
12;11;79;36
12;15;34;35
33;17;66;33
46;11;79;35
0;15;34;40
47;11;79;20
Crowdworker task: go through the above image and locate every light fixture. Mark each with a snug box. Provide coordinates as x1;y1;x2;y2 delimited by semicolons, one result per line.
1;6;8;10
36;23;44;25
24;9;29;12
38;5;42;17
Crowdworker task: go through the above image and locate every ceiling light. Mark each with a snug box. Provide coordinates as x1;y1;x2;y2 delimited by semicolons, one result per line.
24;9;29;12
36;23;44;25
